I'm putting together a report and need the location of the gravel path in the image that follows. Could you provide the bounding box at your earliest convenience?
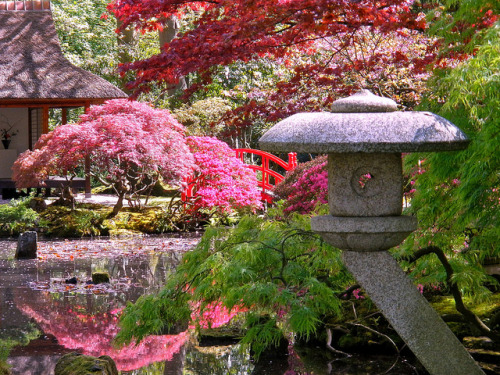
[0,193,121,206]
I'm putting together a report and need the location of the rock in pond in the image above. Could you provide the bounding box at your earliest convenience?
[92,272,110,284]
[15,231,37,259]
[54,352,118,375]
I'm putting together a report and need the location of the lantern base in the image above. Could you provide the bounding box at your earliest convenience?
[311,215,417,251]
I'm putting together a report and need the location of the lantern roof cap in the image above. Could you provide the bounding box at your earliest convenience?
[331,89,398,113]
[259,90,469,153]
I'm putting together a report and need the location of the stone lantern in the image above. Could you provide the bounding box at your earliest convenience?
[259,90,484,375]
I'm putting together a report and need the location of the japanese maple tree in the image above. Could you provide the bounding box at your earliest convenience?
[107,0,440,146]
[108,0,427,91]
[13,99,194,217]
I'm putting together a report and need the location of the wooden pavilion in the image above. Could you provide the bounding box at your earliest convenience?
[0,0,127,197]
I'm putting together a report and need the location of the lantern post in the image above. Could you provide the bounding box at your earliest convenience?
[259,90,484,375]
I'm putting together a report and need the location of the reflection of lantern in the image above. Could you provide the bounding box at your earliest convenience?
[260,90,484,375]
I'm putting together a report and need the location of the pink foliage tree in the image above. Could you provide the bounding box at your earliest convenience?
[185,136,262,215]
[13,99,194,217]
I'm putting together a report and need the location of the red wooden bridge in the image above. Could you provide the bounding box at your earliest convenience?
[182,149,297,205]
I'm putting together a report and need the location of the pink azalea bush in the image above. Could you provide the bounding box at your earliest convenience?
[185,136,262,214]
[13,99,194,217]
[273,155,328,215]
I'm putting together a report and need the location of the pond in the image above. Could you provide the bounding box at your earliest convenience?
[0,235,428,375]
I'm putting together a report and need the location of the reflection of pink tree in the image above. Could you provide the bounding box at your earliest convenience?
[15,296,187,372]
[191,300,245,329]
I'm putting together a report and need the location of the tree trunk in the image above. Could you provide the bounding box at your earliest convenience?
[159,16,187,95]
[108,193,124,219]
[116,19,135,93]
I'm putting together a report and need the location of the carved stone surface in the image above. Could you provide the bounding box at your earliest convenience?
[330,89,398,112]
[312,215,417,251]
[259,112,469,153]
[328,153,403,216]
[15,231,37,259]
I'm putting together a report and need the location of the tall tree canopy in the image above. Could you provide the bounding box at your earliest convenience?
[108,0,433,133]
[51,0,162,89]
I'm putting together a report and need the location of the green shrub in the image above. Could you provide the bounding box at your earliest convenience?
[273,155,328,214]
[116,205,357,357]
[0,197,45,236]
[173,97,232,137]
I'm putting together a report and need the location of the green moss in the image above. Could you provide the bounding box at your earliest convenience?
[107,228,144,237]
[111,208,161,233]
[1,196,201,237]
[0,361,11,375]
[431,293,500,318]
[430,293,500,339]
[40,205,109,237]
[36,202,183,237]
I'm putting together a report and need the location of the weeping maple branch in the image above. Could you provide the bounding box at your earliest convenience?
[406,245,500,342]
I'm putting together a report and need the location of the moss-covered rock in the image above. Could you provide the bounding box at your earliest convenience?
[92,272,110,284]
[110,208,162,234]
[28,197,47,212]
[54,352,118,375]
[0,361,11,375]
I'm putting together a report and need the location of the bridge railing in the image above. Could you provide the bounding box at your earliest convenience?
[182,149,297,206]
[234,149,297,204]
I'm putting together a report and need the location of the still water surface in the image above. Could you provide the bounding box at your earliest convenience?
[0,235,425,375]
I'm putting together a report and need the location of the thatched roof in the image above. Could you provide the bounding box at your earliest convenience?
[0,9,127,101]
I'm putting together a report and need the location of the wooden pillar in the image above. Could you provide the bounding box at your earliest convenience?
[42,106,49,134]
[61,108,68,125]
[85,156,91,198]
[84,102,91,198]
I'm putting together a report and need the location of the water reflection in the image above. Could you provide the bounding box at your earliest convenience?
[0,236,426,375]
[15,293,188,371]
[0,235,205,375]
